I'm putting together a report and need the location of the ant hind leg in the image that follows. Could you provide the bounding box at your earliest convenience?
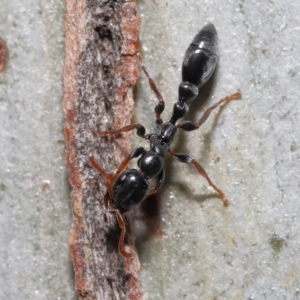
[137,53,165,121]
[177,92,241,131]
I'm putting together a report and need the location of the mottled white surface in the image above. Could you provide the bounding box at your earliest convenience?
[0,1,76,299]
[0,0,299,299]
[135,0,300,299]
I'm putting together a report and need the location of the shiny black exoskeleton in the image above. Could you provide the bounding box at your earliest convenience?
[89,24,241,257]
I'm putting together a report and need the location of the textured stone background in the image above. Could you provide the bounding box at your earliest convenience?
[136,1,300,299]
[0,0,299,299]
[0,1,76,299]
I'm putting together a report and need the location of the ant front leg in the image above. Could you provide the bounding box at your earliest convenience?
[89,154,114,199]
[115,210,131,258]
[149,169,165,195]
[95,123,146,139]
[177,92,241,131]
[137,53,165,122]
[111,147,147,181]
[168,149,229,206]
[89,147,146,199]
[89,148,146,258]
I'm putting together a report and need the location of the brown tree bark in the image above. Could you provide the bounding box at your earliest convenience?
[63,0,142,299]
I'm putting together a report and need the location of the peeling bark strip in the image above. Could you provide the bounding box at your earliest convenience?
[63,1,142,299]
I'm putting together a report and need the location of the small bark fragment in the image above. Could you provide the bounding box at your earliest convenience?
[0,38,7,72]
[63,0,142,299]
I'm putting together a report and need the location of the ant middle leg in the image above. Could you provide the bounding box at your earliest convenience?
[168,149,229,206]
[176,92,241,131]
[137,53,165,121]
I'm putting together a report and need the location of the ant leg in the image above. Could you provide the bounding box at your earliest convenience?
[177,92,241,131]
[168,149,229,206]
[89,153,143,257]
[95,123,146,139]
[89,147,146,192]
[111,147,147,181]
[137,53,165,122]
[115,210,131,258]
[103,193,110,208]
[149,169,165,195]
[89,154,114,199]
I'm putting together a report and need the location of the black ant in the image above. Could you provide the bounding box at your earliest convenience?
[89,23,241,258]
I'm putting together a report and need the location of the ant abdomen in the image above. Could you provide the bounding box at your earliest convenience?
[181,23,218,89]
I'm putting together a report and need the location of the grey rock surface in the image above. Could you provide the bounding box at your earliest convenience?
[0,0,299,299]
[0,1,76,299]
[135,0,300,299]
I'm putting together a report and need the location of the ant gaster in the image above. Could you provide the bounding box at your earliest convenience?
[89,23,241,257]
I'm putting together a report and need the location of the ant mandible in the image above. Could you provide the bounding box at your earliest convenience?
[89,23,241,258]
